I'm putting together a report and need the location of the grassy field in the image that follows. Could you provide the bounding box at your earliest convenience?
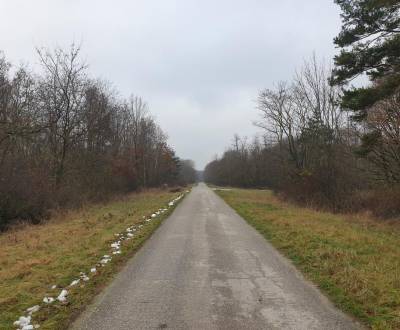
[0,189,184,330]
[215,188,400,330]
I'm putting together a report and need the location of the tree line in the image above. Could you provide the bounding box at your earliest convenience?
[205,0,400,218]
[0,45,196,230]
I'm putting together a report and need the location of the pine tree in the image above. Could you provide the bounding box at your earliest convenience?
[332,0,400,182]
[331,0,400,121]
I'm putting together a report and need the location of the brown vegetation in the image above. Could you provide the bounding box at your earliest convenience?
[204,56,400,218]
[216,188,400,329]
[0,45,196,230]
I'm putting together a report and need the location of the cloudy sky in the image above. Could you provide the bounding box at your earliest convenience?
[0,0,341,169]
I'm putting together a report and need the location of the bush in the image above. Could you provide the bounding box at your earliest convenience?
[350,187,400,219]
[0,168,52,230]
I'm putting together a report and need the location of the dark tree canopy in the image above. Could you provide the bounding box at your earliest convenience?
[331,0,400,120]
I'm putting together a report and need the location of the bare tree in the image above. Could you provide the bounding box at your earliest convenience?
[37,44,88,186]
[0,46,182,230]
[207,55,364,211]
[361,89,400,182]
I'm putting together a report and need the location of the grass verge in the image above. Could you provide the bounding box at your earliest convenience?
[0,189,186,330]
[214,188,400,330]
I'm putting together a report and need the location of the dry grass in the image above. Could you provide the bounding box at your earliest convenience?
[216,188,400,330]
[0,189,181,329]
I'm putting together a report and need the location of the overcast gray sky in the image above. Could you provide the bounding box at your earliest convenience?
[0,0,341,169]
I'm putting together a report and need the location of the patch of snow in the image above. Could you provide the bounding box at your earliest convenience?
[21,325,34,330]
[69,279,80,286]
[14,316,31,327]
[43,297,54,304]
[100,255,112,265]
[57,289,68,302]
[26,305,40,315]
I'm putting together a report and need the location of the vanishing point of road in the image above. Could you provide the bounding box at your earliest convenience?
[72,183,362,330]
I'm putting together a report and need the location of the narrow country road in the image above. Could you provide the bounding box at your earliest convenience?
[72,183,361,330]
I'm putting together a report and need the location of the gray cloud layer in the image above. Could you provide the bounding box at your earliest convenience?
[0,0,341,169]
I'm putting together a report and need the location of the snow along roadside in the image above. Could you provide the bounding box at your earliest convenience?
[12,191,190,330]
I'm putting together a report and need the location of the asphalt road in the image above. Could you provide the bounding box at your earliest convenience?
[71,183,362,330]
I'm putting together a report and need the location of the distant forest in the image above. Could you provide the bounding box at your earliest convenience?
[205,0,400,218]
[0,45,196,230]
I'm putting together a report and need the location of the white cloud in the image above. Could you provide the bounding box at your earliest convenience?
[0,0,341,168]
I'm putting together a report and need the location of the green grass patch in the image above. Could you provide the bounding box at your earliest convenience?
[215,188,400,330]
[0,189,184,329]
